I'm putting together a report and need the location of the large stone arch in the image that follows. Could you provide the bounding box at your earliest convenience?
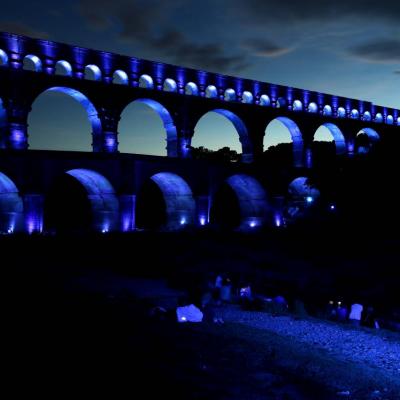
[359,128,380,142]
[315,123,346,155]
[355,127,380,154]
[264,117,304,167]
[211,174,269,230]
[136,172,196,230]
[285,176,321,222]
[29,86,102,151]
[0,172,24,233]
[193,109,253,163]
[44,169,119,233]
[288,177,320,200]
[119,98,178,157]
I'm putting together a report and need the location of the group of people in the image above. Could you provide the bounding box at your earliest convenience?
[173,272,394,332]
[325,300,380,328]
[199,273,289,322]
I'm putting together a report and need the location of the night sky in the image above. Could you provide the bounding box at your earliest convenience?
[1,0,399,155]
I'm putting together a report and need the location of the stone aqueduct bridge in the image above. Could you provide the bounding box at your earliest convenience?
[0,31,399,234]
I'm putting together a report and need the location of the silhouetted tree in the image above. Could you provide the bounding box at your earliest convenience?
[261,142,293,167]
[190,146,240,162]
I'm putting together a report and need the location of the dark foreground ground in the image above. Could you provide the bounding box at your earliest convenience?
[3,227,400,399]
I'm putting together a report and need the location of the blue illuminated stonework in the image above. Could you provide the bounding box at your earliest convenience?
[0,31,400,234]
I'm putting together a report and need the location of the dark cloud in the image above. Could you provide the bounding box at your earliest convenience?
[78,0,159,35]
[394,70,400,74]
[150,30,249,72]
[241,38,293,57]
[78,0,251,72]
[0,21,49,39]
[235,0,400,25]
[349,39,400,63]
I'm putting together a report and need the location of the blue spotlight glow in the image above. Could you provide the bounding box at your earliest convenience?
[306,196,313,204]
[330,204,335,211]
[180,218,186,225]
[200,216,206,226]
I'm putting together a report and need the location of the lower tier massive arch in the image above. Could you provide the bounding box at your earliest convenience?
[44,169,119,233]
[0,171,24,233]
[355,128,380,154]
[211,174,269,230]
[136,172,196,230]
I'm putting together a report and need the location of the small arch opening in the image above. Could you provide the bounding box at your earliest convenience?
[55,60,73,77]
[224,88,236,102]
[23,54,42,72]
[163,78,177,92]
[259,94,271,106]
[242,91,253,104]
[276,97,286,108]
[112,70,129,85]
[308,102,318,113]
[185,82,198,96]
[323,105,332,116]
[374,113,383,123]
[293,100,303,111]
[139,74,154,89]
[363,111,372,121]
[205,85,218,98]
[84,64,102,81]
[0,49,9,66]
[350,109,359,119]
[337,107,346,118]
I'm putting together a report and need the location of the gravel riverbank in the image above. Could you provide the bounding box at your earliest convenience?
[219,305,400,398]
[220,305,400,375]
